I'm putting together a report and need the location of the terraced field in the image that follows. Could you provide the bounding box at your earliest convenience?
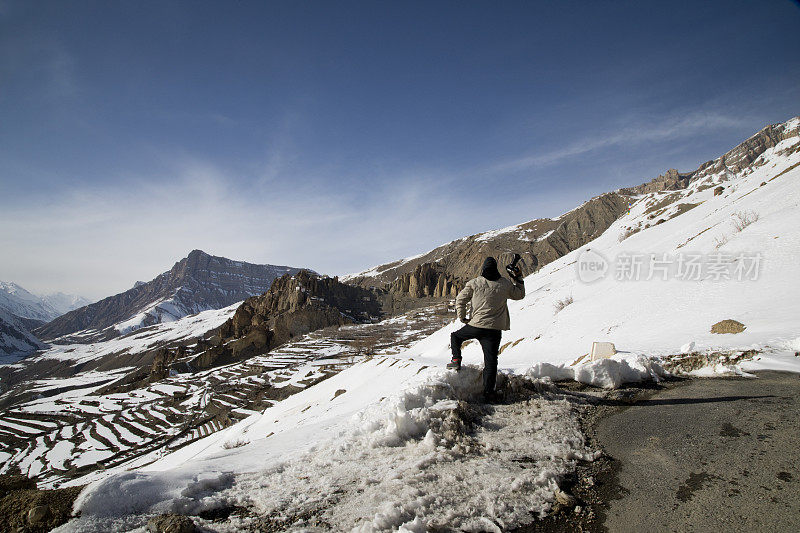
[0,304,452,488]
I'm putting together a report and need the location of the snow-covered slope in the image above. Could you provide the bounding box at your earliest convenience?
[399,118,800,379]
[39,292,93,317]
[55,117,800,532]
[342,117,800,308]
[59,358,598,532]
[0,308,46,362]
[21,303,241,368]
[0,281,60,322]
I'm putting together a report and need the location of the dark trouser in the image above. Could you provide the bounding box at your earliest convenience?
[451,325,502,395]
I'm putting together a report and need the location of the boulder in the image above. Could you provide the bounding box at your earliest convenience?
[146,513,197,533]
[232,308,252,336]
[231,327,271,358]
[27,504,50,525]
[635,168,692,194]
[590,342,617,361]
[711,319,746,334]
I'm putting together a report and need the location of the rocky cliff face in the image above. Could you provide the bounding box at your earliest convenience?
[0,309,46,360]
[386,263,462,298]
[345,192,629,299]
[192,271,382,368]
[35,250,308,343]
[626,168,692,195]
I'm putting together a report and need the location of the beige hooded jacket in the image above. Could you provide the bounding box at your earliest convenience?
[455,276,525,330]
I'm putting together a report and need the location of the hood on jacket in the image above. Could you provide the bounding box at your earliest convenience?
[480,256,501,281]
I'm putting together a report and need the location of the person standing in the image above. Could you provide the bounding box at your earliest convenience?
[449,256,525,402]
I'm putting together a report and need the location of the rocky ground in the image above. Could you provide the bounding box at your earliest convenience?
[0,473,82,533]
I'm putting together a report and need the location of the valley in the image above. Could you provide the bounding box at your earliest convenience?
[0,304,451,489]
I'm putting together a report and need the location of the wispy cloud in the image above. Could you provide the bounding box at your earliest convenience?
[492,110,752,173]
[0,155,558,299]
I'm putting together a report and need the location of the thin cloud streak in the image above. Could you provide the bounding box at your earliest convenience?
[492,111,753,173]
[0,107,780,301]
[0,156,561,300]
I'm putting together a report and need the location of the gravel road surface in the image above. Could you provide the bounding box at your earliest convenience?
[597,371,800,532]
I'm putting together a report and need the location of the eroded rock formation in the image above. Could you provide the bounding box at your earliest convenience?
[193,271,383,368]
[346,192,628,300]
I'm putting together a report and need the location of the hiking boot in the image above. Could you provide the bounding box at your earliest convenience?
[446,357,461,370]
[482,391,503,404]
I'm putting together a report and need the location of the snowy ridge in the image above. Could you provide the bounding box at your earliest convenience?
[0,281,88,323]
[341,248,439,282]
[41,292,93,316]
[0,281,58,322]
[398,119,800,380]
[24,303,241,367]
[342,116,800,284]
[113,293,198,335]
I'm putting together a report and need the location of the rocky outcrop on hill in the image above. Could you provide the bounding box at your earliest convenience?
[716,120,799,173]
[622,117,800,196]
[192,271,382,368]
[35,250,308,343]
[626,168,692,195]
[346,192,628,298]
[386,263,462,298]
[376,263,464,314]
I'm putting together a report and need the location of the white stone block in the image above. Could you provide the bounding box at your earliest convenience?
[590,342,616,361]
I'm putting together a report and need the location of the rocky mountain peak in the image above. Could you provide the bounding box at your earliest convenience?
[181,249,215,271]
[34,252,310,343]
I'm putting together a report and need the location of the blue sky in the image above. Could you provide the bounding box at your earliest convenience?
[1,0,798,299]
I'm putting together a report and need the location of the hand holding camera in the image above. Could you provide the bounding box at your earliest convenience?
[506,253,524,283]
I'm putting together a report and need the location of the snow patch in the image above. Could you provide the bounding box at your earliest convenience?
[62,363,595,532]
[526,355,668,389]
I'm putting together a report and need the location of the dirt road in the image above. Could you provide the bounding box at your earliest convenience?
[596,371,800,532]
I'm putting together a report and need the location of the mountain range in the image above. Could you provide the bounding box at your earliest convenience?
[1,115,799,522]
[33,250,309,343]
[0,281,90,323]
[3,117,797,360]
[0,282,91,359]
